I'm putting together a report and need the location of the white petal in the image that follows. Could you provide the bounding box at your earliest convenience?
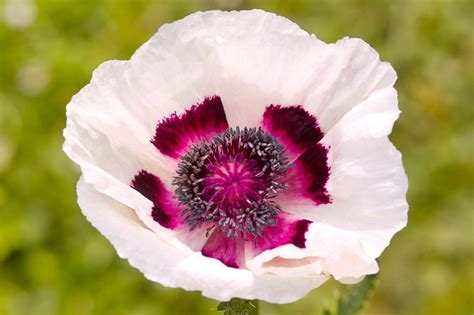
[129,9,321,127]
[307,223,379,282]
[247,223,377,282]
[66,60,178,172]
[77,178,329,303]
[63,119,182,245]
[247,242,325,277]
[280,88,407,280]
[303,38,397,132]
[210,32,327,127]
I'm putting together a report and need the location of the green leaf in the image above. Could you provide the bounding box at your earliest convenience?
[337,274,378,315]
[217,302,229,311]
[216,298,259,315]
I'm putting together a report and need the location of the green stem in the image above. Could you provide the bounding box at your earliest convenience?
[337,274,378,315]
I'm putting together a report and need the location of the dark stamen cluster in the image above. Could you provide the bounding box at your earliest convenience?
[172,127,291,240]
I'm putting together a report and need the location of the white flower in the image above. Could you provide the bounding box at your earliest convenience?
[63,9,408,304]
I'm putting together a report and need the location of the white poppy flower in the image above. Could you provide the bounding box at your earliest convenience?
[63,9,408,304]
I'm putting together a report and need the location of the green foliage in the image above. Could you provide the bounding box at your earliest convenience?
[323,275,378,315]
[0,0,472,315]
[337,275,378,315]
[217,298,258,315]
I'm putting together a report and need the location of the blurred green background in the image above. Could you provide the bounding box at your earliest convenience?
[0,0,472,314]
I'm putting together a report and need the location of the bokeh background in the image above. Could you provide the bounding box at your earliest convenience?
[0,0,472,314]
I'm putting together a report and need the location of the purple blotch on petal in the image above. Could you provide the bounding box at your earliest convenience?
[291,219,312,248]
[254,215,313,255]
[151,96,229,159]
[262,105,324,159]
[281,143,331,205]
[297,144,331,204]
[131,170,182,229]
[201,230,243,268]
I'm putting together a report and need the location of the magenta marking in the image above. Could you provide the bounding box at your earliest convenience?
[151,96,229,159]
[131,170,182,229]
[262,105,324,159]
[201,230,242,268]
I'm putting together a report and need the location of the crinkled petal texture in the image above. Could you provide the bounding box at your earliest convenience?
[64,9,408,303]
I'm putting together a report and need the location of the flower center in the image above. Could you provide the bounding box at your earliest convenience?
[173,127,290,239]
